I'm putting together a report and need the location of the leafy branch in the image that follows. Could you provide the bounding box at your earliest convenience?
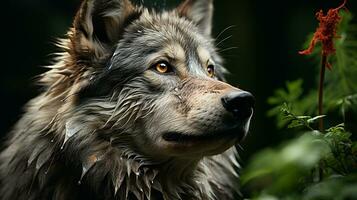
[243,2,357,199]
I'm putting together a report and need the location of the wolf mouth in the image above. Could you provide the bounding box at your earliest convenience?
[162,129,246,143]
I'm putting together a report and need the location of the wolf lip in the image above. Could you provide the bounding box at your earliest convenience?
[162,129,245,143]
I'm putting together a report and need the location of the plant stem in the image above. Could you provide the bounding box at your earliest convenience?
[318,54,327,132]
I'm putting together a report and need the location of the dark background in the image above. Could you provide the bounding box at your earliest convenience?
[0,0,356,162]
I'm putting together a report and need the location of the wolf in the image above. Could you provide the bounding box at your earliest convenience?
[0,0,254,199]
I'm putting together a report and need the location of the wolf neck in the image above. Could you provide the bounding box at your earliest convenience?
[89,146,240,200]
[86,149,216,200]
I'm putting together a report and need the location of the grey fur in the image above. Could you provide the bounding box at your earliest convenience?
[0,0,251,199]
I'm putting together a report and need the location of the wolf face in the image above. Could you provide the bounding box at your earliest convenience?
[69,0,254,158]
[0,0,254,199]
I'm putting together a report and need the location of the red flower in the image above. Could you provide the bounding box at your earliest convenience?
[299,0,346,69]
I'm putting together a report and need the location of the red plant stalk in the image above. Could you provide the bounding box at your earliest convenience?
[299,0,347,132]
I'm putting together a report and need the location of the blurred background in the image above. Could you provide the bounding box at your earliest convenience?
[0,0,356,185]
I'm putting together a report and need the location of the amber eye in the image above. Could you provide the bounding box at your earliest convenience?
[154,62,171,74]
[207,65,215,77]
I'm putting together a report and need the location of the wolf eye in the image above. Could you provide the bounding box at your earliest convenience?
[153,62,172,74]
[207,65,215,78]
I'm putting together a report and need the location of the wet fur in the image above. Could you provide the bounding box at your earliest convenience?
[0,0,243,199]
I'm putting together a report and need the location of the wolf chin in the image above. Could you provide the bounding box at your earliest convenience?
[0,0,254,199]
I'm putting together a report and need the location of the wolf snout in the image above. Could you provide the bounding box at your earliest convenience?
[221,91,255,120]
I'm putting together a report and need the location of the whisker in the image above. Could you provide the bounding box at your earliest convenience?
[218,47,239,53]
[216,35,233,47]
[215,25,236,41]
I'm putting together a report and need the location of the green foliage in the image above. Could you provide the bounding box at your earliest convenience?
[279,103,324,130]
[250,174,357,200]
[243,114,357,199]
[268,12,357,118]
[267,80,307,128]
[242,133,329,195]
[324,124,357,175]
[302,175,357,200]
[243,11,357,200]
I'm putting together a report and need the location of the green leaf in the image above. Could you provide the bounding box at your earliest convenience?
[242,133,330,196]
[302,175,357,200]
[306,115,326,124]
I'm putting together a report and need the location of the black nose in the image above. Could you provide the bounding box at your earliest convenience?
[221,91,255,119]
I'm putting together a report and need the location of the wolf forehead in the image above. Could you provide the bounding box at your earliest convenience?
[107,11,222,74]
[70,0,223,82]
[75,0,224,99]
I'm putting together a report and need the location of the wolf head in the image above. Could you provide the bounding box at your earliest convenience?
[44,0,254,161]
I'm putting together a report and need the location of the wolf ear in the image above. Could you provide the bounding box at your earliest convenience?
[73,0,138,58]
[177,0,214,36]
